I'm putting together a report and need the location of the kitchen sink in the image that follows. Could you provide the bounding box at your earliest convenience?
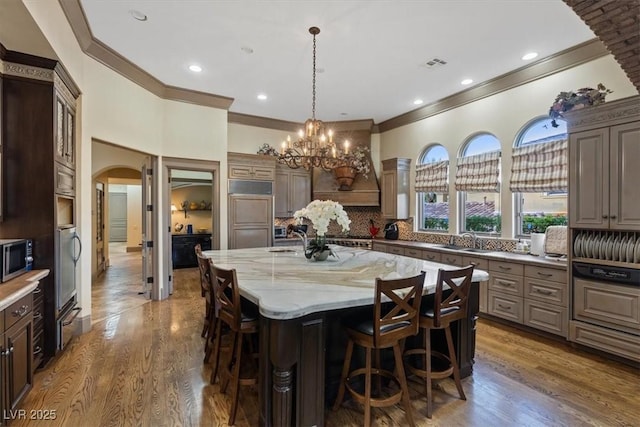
[461,248,493,253]
[436,244,465,250]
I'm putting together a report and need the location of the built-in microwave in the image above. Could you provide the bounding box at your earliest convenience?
[0,239,33,283]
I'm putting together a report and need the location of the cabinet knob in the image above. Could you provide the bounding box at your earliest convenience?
[12,305,29,318]
[610,215,617,219]
[602,215,608,219]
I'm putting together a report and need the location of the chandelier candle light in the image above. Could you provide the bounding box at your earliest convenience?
[277,27,370,183]
[294,200,351,261]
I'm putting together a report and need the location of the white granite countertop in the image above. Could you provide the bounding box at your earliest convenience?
[375,240,568,269]
[0,269,50,311]
[202,246,488,320]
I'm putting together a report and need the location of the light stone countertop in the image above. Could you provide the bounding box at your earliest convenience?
[375,240,568,269]
[202,246,488,320]
[0,269,50,312]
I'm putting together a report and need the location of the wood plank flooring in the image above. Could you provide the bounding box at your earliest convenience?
[14,249,640,426]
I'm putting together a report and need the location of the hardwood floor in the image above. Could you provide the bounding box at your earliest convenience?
[15,250,640,426]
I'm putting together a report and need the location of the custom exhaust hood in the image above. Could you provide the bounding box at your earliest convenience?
[312,166,380,207]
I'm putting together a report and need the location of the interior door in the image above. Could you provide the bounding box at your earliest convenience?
[108,192,127,242]
[141,158,154,299]
[96,182,106,275]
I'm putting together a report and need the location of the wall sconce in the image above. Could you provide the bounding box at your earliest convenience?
[171,204,178,213]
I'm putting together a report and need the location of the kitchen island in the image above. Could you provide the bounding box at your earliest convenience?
[203,245,489,427]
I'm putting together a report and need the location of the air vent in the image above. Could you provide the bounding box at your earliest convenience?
[424,58,447,68]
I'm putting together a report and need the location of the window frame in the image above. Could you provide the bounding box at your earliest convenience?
[512,116,568,238]
[457,132,502,235]
[417,143,450,233]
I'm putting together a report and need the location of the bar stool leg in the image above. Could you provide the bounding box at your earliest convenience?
[392,342,415,427]
[228,331,244,426]
[445,326,466,400]
[364,347,372,427]
[332,340,354,411]
[210,319,223,384]
[425,328,433,419]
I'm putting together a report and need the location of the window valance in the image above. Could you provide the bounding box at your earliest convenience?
[510,139,567,192]
[455,151,500,192]
[415,160,449,193]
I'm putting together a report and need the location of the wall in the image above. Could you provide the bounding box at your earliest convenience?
[379,55,638,238]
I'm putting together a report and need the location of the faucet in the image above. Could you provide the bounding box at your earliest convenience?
[461,232,477,249]
[292,230,307,252]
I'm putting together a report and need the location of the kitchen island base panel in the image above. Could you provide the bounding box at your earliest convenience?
[258,284,478,427]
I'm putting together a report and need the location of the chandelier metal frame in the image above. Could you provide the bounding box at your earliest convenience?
[278,27,344,172]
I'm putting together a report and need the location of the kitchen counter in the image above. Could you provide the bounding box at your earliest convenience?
[0,269,50,311]
[374,239,567,269]
[202,246,487,426]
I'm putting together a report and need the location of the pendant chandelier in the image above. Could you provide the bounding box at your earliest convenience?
[278,27,348,172]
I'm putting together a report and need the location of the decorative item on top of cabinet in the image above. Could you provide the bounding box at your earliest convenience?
[275,164,311,217]
[228,152,276,181]
[381,158,411,220]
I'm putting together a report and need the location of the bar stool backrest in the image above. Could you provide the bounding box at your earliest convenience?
[433,265,475,327]
[210,263,242,332]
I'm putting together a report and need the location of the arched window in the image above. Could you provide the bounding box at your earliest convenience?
[512,117,568,236]
[456,133,501,234]
[416,144,449,231]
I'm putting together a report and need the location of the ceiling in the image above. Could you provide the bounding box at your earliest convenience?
[75,0,597,125]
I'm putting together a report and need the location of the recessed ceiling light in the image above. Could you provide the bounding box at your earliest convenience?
[413,99,424,105]
[461,78,473,85]
[522,52,538,61]
[257,94,268,100]
[188,64,202,73]
[241,46,254,54]
[129,9,147,21]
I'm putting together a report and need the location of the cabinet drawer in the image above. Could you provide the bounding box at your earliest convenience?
[252,167,276,180]
[229,164,254,179]
[525,278,567,306]
[524,265,566,283]
[488,291,523,323]
[229,164,275,180]
[387,246,405,256]
[574,278,640,333]
[442,253,463,267]
[489,273,523,296]
[524,300,567,337]
[5,293,33,331]
[570,320,640,362]
[462,255,488,271]
[372,242,388,253]
[405,248,422,259]
[489,260,524,276]
[422,250,441,263]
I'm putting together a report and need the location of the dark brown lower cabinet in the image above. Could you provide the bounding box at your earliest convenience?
[1,294,34,425]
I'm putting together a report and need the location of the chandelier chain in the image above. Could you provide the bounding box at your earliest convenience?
[312,30,317,121]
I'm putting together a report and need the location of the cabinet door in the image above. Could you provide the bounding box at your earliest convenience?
[274,170,290,217]
[569,128,608,228]
[55,95,66,163]
[65,106,75,167]
[381,170,397,219]
[609,122,640,230]
[228,195,273,249]
[5,316,33,411]
[290,171,311,214]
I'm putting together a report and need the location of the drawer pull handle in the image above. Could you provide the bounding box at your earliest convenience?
[536,272,553,277]
[536,289,553,295]
[426,255,436,260]
[34,312,43,321]
[12,305,29,318]
[33,288,42,294]
[33,346,42,356]
[498,266,512,271]
[497,280,513,287]
[498,304,511,309]
[610,215,617,219]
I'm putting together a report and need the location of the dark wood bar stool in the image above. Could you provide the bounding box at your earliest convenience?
[209,262,259,426]
[404,265,474,418]
[333,272,425,427]
[195,244,213,340]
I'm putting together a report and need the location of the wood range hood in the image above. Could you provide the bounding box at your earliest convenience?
[311,122,381,206]
[312,167,380,207]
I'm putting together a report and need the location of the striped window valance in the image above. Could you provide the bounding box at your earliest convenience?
[415,160,449,193]
[455,151,501,192]
[510,139,567,192]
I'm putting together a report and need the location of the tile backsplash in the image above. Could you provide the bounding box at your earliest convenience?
[276,208,519,252]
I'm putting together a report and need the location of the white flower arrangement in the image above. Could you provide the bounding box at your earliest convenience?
[294,199,351,237]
